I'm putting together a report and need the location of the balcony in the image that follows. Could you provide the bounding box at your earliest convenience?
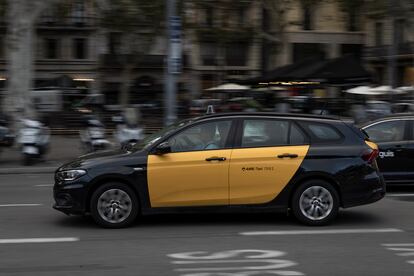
[364,42,414,58]
[99,54,189,70]
[37,16,97,30]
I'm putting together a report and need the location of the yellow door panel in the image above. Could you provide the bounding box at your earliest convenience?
[147,150,232,207]
[229,145,309,205]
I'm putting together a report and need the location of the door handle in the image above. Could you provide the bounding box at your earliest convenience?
[205,156,227,162]
[277,153,298,159]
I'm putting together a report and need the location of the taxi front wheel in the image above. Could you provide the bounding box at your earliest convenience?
[291,180,339,226]
[90,182,139,228]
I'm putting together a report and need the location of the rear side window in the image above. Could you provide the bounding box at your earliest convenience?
[241,119,308,148]
[301,122,343,143]
[242,120,289,147]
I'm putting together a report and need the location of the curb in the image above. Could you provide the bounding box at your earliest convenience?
[0,166,57,175]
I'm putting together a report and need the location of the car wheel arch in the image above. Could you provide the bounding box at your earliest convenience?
[85,176,141,212]
[288,173,343,209]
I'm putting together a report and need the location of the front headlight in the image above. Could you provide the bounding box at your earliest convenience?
[56,169,87,182]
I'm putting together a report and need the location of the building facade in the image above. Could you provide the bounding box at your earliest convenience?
[364,0,414,87]
[0,0,394,107]
[0,0,99,95]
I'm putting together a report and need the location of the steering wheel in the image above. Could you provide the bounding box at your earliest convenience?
[182,135,197,148]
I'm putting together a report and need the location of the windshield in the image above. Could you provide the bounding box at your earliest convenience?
[132,119,194,151]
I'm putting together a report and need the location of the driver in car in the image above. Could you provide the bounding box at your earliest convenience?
[195,123,219,150]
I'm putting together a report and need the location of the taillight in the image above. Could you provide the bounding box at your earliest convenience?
[362,148,379,163]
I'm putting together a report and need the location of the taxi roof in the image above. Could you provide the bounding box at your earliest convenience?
[195,112,341,122]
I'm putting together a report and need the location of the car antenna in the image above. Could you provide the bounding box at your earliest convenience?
[206,105,215,114]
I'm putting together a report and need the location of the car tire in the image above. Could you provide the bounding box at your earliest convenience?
[90,182,139,228]
[291,180,339,226]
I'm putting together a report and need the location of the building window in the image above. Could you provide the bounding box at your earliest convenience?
[225,42,248,66]
[395,19,405,45]
[347,11,358,31]
[302,4,313,30]
[73,38,87,59]
[0,36,3,59]
[108,32,121,55]
[341,44,362,59]
[44,38,59,59]
[375,22,383,46]
[238,7,245,27]
[71,0,86,25]
[200,42,218,66]
[204,8,213,27]
[292,43,325,63]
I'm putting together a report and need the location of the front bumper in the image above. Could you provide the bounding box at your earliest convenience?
[53,177,90,215]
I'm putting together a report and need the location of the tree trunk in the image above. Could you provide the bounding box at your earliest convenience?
[3,0,54,130]
[119,62,133,107]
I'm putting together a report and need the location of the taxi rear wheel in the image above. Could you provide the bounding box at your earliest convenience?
[90,183,139,228]
[291,180,339,226]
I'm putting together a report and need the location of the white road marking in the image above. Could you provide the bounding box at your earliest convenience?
[0,204,42,207]
[383,243,414,265]
[173,260,300,272]
[34,184,53,187]
[388,248,414,252]
[240,228,403,236]
[383,243,414,247]
[169,249,305,275]
[0,237,79,244]
[386,193,414,197]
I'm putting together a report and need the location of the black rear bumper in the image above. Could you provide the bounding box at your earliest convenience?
[341,172,386,208]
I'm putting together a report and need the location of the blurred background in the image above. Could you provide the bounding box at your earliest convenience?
[0,0,414,165]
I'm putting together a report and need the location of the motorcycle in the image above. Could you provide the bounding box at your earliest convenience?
[17,119,50,165]
[0,118,15,154]
[80,116,111,153]
[113,115,144,149]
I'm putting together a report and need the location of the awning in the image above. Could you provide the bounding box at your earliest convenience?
[206,83,250,91]
[241,55,372,87]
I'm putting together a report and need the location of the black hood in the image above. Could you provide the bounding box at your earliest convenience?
[57,149,145,171]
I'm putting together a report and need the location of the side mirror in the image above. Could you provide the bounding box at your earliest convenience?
[153,141,171,155]
[122,141,136,152]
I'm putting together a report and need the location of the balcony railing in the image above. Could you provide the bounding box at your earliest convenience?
[364,42,414,58]
[37,16,97,28]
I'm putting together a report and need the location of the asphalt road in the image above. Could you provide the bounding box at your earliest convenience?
[0,173,413,276]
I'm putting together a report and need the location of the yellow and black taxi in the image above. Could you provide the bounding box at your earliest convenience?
[361,113,414,186]
[54,113,385,228]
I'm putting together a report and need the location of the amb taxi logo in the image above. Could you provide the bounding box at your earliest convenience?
[242,167,274,172]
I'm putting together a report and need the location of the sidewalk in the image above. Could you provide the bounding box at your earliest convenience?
[0,136,85,174]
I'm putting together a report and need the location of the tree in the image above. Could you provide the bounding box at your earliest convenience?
[190,0,256,83]
[1,0,163,127]
[2,0,62,128]
[99,0,165,106]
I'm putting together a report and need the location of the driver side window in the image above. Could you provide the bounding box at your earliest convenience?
[168,120,232,153]
[365,120,406,143]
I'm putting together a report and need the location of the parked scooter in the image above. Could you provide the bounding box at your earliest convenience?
[79,115,111,153]
[0,118,15,154]
[113,115,144,149]
[17,119,50,165]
